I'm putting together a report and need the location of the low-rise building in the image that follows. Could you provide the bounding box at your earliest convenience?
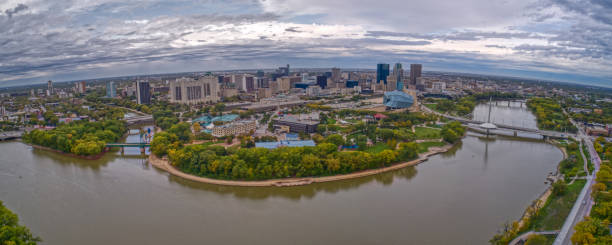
[212,120,256,137]
[272,116,319,133]
[255,140,316,149]
[587,126,609,136]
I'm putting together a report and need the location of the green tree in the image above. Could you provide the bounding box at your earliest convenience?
[525,234,547,245]
[571,217,610,245]
[398,142,418,161]
[552,179,568,196]
[167,122,193,143]
[0,201,41,245]
[325,134,345,147]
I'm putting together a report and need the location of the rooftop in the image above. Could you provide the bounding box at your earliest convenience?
[193,114,239,124]
[255,140,316,149]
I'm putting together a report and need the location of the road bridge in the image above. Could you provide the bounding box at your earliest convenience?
[0,131,22,141]
[125,115,153,125]
[105,142,150,154]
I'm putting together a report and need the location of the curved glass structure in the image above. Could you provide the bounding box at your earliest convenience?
[383,90,414,109]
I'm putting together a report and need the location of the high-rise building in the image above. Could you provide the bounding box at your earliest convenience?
[410,64,422,85]
[106,81,116,98]
[277,64,290,77]
[169,77,220,105]
[393,63,404,90]
[136,80,151,105]
[256,70,265,78]
[276,76,301,92]
[316,75,327,89]
[245,76,255,92]
[256,77,269,88]
[47,80,53,95]
[331,67,341,86]
[74,81,86,94]
[376,64,390,84]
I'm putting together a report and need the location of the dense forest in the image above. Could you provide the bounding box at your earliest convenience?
[527,97,577,133]
[168,140,419,180]
[22,120,126,156]
[154,118,463,181]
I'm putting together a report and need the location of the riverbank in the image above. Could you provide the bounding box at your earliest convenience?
[517,141,567,229]
[27,142,108,160]
[149,143,456,187]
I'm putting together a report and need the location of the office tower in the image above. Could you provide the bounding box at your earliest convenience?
[393,63,404,90]
[377,64,390,84]
[136,80,151,105]
[256,77,269,88]
[106,81,116,98]
[316,75,327,89]
[47,80,53,95]
[277,64,290,77]
[331,67,341,84]
[169,76,220,105]
[74,81,86,94]
[410,64,422,85]
[256,70,265,78]
[245,76,255,92]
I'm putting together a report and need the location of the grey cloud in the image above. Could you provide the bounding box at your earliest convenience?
[0,0,611,87]
[284,27,301,32]
[366,30,545,41]
[485,44,507,48]
[4,4,28,18]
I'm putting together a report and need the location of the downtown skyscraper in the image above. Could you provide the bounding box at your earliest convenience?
[377,63,390,85]
[410,64,422,85]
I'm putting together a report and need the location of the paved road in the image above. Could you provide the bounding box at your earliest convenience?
[553,118,602,245]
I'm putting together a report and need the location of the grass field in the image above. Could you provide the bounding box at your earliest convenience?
[417,141,446,153]
[529,179,587,231]
[414,126,441,140]
[365,143,391,154]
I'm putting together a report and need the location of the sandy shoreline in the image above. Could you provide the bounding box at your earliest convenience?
[148,144,455,187]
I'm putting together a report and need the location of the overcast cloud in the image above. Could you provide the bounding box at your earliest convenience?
[0,0,611,87]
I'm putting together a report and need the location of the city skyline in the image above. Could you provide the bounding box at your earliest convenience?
[1,0,611,88]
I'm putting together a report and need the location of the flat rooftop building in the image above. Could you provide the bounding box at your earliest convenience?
[170,76,220,105]
[273,116,319,133]
[255,140,316,149]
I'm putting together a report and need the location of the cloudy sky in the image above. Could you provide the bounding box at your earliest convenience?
[0,0,611,87]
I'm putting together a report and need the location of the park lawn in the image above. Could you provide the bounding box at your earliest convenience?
[418,141,446,153]
[365,143,391,154]
[424,103,439,112]
[414,126,441,140]
[529,179,586,231]
[200,141,216,146]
